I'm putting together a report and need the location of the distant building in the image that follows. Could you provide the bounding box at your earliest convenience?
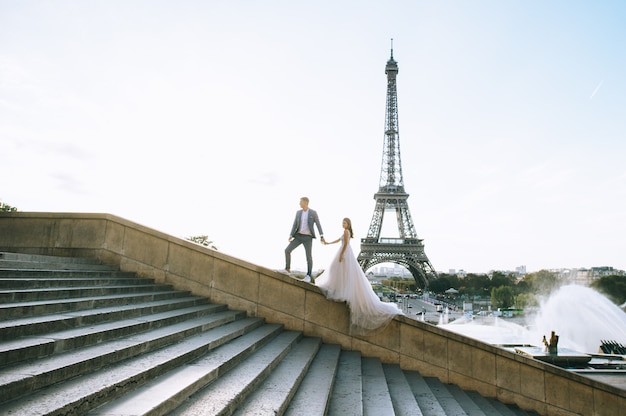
[374,264,413,278]
[435,265,623,282]
[552,267,625,286]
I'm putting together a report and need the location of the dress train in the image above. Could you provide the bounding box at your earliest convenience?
[316,239,402,335]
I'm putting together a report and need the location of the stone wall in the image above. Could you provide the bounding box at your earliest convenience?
[2,212,624,416]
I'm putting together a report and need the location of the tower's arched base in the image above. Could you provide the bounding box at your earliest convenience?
[358,238,438,289]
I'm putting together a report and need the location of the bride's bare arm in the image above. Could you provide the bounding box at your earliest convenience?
[338,229,349,261]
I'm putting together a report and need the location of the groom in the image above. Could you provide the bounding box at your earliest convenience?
[284,196,325,283]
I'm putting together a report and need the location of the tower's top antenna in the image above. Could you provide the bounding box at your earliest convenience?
[386,38,398,76]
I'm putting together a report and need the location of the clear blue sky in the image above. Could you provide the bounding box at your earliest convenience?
[2,1,625,274]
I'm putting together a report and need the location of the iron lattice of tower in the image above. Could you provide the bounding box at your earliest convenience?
[357,44,438,289]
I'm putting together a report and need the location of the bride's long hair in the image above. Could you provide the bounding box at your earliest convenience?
[343,217,354,238]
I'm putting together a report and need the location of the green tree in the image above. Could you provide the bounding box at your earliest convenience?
[464,274,491,297]
[491,286,515,309]
[519,270,561,295]
[434,273,460,292]
[0,201,18,212]
[186,235,218,250]
[515,278,531,294]
[429,275,453,294]
[590,275,626,305]
[491,271,516,288]
[515,292,538,309]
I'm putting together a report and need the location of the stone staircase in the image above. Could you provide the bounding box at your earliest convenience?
[0,252,540,416]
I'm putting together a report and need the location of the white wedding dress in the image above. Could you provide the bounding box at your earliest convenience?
[316,236,403,335]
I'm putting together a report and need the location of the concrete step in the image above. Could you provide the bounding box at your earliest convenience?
[0,302,230,367]
[465,390,503,416]
[0,295,209,339]
[0,259,119,271]
[0,251,105,265]
[0,275,150,289]
[0,252,541,416]
[0,269,138,279]
[232,336,321,416]
[88,323,285,415]
[405,371,448,416]
[446,384,490,416]
[0,311,263,406]
[382,364,423,415]
[0,317,269,414]
[457,386,540,416]
[362,356,395,416]
[0,289,194,319]
[169,330,303,416]
[0,283,176,303]
[425,376,474,415]
[284,343,342,416]
[328,350,363,416]
[0,251,118,271]
[483,396,537,416]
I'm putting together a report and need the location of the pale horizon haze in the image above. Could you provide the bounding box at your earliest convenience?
[2,1,625,275]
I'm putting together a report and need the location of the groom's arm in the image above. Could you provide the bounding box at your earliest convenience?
[313,211,324,241]
[289,211,300,238]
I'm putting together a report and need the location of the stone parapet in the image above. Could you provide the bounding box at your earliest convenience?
[1,211,624,416]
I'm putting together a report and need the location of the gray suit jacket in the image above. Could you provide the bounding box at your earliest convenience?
[290,209,324,239]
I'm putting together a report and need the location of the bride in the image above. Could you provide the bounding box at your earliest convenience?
[315,217,403,335]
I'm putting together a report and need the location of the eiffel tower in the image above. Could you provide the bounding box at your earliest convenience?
[357,43,438,289]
